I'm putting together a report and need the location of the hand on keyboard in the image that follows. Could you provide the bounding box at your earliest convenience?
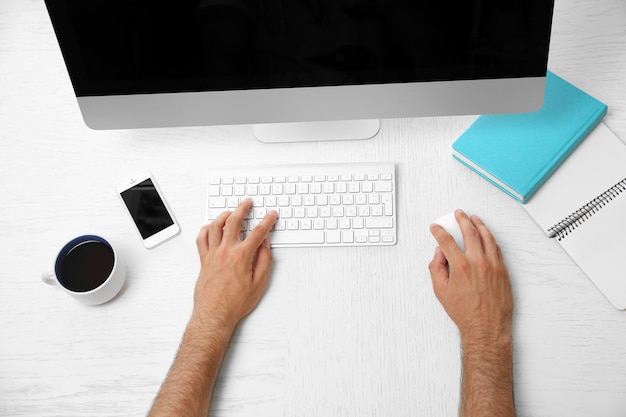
[207,162,397,248]
[195,199,278,327]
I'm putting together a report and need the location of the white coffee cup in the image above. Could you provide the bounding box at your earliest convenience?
[41,235,126,305]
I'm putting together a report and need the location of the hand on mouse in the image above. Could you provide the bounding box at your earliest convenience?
[429,209,515,417]
[428,209,513,341]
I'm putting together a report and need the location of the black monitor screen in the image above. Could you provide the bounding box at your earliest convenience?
[45,0,553,97]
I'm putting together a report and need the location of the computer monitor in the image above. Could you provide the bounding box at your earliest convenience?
[44,0,554,142]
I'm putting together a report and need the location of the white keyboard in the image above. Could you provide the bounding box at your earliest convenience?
[206,162,397,247]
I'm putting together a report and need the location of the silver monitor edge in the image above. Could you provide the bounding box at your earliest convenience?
[77,76,546,130]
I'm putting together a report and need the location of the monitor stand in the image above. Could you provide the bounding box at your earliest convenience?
[253,119,380,143]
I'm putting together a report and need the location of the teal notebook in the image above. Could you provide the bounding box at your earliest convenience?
[452,72,607,203]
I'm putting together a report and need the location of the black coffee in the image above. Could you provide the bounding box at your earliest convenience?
[59,240,115,292]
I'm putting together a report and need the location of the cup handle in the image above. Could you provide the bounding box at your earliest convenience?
[41,271,58,286]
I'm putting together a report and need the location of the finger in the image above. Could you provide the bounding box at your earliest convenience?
[430,223,463,262]
[470,215,500,260]
[244,210,278,252]
[455,209,482,253]
[223,199,253,241]
[252,239,273,287]
[428,246,449,298]
[208,211,231,248]
[196,225,210,257]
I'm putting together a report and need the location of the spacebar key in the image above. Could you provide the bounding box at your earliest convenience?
[269,231,325,245]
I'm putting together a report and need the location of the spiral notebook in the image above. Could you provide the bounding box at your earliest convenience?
[522,123,626,309]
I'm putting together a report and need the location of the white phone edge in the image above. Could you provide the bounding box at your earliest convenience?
[115,171,181,249]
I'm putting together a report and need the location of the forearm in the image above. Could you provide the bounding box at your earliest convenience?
[459,333,515,417]
[148,316,235,417]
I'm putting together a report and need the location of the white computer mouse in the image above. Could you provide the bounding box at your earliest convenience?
[432,212,465,251]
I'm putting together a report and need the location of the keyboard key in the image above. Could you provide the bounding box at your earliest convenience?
[374,181,393,192]
[272,184,284,194]
[266,196,277,207]
[326,230,341,243]
[246,185,258,195]
[365,218,393,229]
[294,207,306,218]
[280,207,293,218]
[310,183,322,194]
[275,219,287,231]
[234,185,246,196]
[221,185,233,196]
[209,197,226,208]
[382,194,393,216]
[227,197,239,208]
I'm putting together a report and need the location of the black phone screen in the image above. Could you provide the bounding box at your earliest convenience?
[120,179,174,239]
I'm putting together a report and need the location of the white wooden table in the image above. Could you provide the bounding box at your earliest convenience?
[1,0,626,416]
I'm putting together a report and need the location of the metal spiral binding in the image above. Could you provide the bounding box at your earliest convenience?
[548,177,626,240]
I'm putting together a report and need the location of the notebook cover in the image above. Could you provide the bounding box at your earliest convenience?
[452,71,608,203]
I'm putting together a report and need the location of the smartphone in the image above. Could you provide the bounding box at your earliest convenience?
[116,172,180,249]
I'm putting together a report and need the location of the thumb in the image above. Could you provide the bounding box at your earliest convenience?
[252,239,273,288]
[428,246,449,298]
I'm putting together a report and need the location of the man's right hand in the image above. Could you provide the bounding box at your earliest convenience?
[428,209,513,342]
[429,209,516,417]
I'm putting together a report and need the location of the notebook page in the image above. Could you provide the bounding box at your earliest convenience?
[560,192,626,309]
[523,123,626,309]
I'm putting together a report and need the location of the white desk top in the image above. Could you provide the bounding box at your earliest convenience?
[1,0,626,416]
